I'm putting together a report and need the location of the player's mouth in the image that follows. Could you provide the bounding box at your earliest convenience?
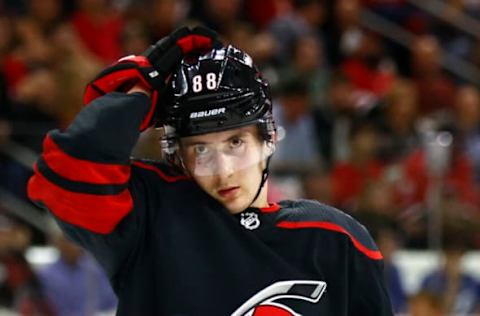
[218,186,240,199]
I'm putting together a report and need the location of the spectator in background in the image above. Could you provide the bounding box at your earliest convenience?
[0,14,34,197]
[14,0,64,68]
[1,20,100,199]
[356,179,398,218]
[271,77,324,173]
[436,185,480,242]
[454,85,480,184]
[278,33,330,106]
[0,213,53,315]
[377,78,420,163]
[145,0,188,41]
[359,0,423,75]
[400,123,479,210]
[324,0,363,66]
[189,0,244,37]
[301,169,332,205]
[354,165,420,241]
[70,0,124,63]
[0,14,28,96]
[419,227,480,315]
[329,121,384,211]
[244,0,289,30]
[223,21,276,70]
[47,23,101,125]
[314,72,359,165]
[188,0,277,70]
[408,290,444,316]
[340,30,396,105]
[411,35,456,117]
[10,68,61,152]
[121,19,151,56]
[39,231,117,316]
[11,22,100,142]
[267,0,325,67]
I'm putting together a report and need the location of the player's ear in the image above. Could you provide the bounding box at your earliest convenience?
[271,130,278,145]
[264,139,276,157]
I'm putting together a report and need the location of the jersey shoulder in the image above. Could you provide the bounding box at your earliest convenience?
[276,199,382,260]
[277,199,357,224]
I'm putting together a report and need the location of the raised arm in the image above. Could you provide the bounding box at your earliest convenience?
[27,27,218,275]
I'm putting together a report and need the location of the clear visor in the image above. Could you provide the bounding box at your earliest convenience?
[179,129,274,177]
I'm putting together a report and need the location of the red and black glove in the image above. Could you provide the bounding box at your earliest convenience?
[83,26,220,131]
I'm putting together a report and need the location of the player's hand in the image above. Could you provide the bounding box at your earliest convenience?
[83,26,220,131]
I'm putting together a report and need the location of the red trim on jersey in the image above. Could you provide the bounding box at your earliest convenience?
[139,90,157,131]
[277,221,383,260]
[131,161,190,182]
[42,135,130,184]
[260,203,280,213]
[27,169,132,234]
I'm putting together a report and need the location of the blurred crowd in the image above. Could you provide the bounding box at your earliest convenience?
[0,0,480,315]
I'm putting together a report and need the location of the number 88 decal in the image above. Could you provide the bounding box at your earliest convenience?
[192,73,217,93]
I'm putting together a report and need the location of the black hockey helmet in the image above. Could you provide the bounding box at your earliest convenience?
[159,45,275,155]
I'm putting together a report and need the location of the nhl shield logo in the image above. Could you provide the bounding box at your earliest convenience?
[240,212,260,230]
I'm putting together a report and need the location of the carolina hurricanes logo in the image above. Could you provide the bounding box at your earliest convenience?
[231,280,327,316]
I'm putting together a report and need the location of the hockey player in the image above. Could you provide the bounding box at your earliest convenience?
[27,26,393,315]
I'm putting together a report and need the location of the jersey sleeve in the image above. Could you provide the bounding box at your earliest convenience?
[348,237,393,315]
[328,205,393,315]
[27,92,152,277]
[327,203,393,315]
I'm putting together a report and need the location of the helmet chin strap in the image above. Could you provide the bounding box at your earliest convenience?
[247,155,272,210]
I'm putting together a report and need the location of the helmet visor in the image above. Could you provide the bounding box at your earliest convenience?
[179,126,274,177]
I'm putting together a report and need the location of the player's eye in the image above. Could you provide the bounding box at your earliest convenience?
[194,144,209,155]
[229,137,244,149]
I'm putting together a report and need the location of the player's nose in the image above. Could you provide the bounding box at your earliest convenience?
[213,151,235,177]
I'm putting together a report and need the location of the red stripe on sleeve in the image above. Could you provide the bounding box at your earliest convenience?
[43,135,130,184]
[139,90,157,131]
[27,170,133,234]
[277,221,383,260]
[131,161,190,182]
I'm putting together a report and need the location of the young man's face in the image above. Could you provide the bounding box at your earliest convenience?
[179,125,271,214]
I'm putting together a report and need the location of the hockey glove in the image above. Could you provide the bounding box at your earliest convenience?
[83,26,220,131]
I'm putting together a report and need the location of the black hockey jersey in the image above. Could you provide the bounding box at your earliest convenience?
[28,93,393,315]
